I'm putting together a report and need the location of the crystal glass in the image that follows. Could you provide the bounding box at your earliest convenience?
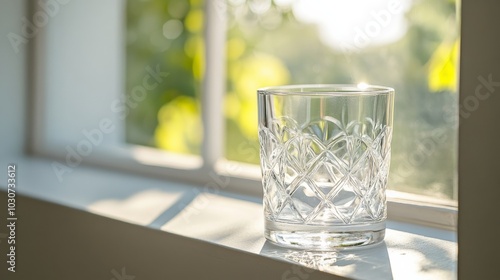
[258,84,394,249]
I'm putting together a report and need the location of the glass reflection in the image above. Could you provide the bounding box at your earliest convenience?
[260,241,392,278]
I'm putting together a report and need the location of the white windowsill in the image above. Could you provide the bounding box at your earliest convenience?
[0,155,457,280]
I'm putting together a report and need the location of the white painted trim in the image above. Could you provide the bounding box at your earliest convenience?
[201,0,227,168]
[29,0,47,155]
[387,197,457,231]
[35,142,459,230]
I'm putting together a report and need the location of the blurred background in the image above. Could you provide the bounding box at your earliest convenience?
[125,0,459,200]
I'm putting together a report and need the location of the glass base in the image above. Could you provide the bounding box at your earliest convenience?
[265,220,385,250]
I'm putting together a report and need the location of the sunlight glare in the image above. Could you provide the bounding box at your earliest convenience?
[292,0,412,51]
[357,82,369,90]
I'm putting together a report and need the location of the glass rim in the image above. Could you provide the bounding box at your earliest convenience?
[257,84,394,96]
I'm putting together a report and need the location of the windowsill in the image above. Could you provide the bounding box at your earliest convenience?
[0,155,457,279]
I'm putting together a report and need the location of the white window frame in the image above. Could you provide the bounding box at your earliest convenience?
[28,0,457,231]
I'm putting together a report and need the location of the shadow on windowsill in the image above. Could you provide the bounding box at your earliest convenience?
[259,241,393,279]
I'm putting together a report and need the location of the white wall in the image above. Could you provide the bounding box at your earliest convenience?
[0,0,26,157]
[41,0,124,147]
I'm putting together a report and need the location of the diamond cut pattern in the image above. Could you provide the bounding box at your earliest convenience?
[260,117,391,225]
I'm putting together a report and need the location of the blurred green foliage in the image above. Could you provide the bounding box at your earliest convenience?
[126,0,459,199]
[126,0,204,154]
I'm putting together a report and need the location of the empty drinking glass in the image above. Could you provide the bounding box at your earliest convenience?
[258,84,394,249]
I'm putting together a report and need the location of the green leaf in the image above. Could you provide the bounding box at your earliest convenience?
[428,40,459,93]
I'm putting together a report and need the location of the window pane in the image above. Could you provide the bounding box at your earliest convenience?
[126,0,204,155]
[225,0,459,200]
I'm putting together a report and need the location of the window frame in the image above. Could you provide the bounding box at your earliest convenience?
[28,0,457,231]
